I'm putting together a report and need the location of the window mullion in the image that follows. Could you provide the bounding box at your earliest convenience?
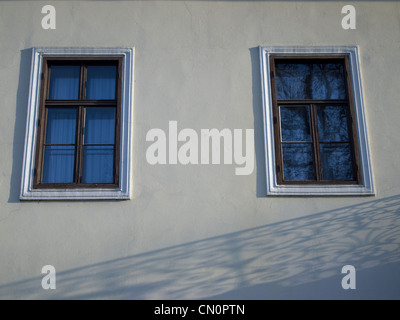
[74,64,87,184]
[80,64,87,100]
[74,106,85,184]
[310,104,322,181]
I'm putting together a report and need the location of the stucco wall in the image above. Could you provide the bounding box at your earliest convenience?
[0,0,399,299]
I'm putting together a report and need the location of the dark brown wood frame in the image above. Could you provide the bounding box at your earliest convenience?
[33,57,123,189]
[269,55,362,185]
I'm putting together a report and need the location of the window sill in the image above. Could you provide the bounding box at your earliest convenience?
[20,187,130,200]
[267,183,375,196]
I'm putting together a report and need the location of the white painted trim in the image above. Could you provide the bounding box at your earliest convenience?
[259,46,374,196]
[20,47,135,200]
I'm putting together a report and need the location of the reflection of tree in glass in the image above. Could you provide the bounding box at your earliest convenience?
[280,106,311,142]
[275,62,346,100]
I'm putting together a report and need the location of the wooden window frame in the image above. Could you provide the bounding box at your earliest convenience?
[259,46,374,196]
[269,55,362,185]
[33,57,123,189]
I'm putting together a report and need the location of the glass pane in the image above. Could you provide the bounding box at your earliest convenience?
[48,65,80,100]
[317,106,350,142]
[282,144,315,180]
[275,62,346,100]
[320,143,354,180]
[82,146,114,183]
[280,106,312,142]
[86,65,117,100]
[46,108,77,144]
[43,146,75,183]
[84,108,116,144]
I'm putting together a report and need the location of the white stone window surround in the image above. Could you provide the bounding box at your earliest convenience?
[20,47,135,200]
[259,46,374,196]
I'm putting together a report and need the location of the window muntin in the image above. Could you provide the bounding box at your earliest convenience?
[270,56,361,185]
[33,58,121,188]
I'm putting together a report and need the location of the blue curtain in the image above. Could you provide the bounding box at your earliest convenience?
[82,108,116,183]
[86,66,117,100]
[43,108,77,183]
[48,66,80,100]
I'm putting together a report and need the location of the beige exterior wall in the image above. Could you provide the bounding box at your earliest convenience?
[0,0,399,299]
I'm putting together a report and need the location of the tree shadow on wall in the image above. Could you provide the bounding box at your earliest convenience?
[1,195,400,299]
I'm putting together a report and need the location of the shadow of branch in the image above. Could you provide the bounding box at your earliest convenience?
[1,195,400,299]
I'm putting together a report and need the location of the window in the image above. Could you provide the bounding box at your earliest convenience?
[260,46,374,196]
[20,48,134,200]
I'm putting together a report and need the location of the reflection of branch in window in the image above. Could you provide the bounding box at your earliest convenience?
[305,64,313,99]
[277,62,347,100]
[322,64,332,99]
[276,64,290,99]
[277,64,304,99]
